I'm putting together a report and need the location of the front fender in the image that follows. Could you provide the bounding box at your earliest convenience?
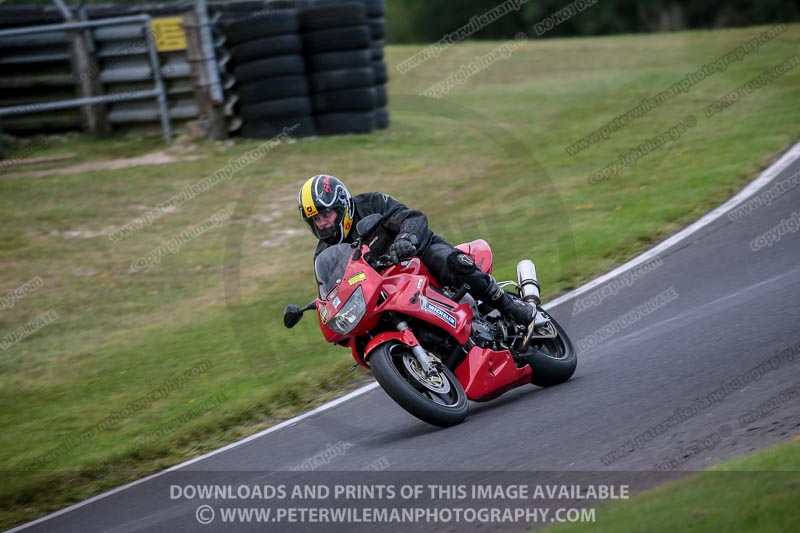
[363,330,421,364]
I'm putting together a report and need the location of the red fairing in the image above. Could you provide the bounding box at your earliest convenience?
[299,232,577,426]
[454,346,532,402]
[317,253,474,347]
[362,330,420,363]
[456,239,493,275]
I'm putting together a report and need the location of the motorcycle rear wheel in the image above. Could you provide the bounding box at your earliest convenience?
[370,341,468,427]
[526,315,577,387]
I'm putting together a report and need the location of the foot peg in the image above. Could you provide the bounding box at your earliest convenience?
[520,308,556,350]
[530,310,557,339]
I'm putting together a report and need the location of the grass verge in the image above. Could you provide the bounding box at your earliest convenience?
[2,25,799,528]
[545,439,800,532]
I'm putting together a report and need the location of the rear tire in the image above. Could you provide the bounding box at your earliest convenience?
[231,34,303,64]
[310,67,375,92]
[307,49,371,71]
[312,87,376,113]
[374,107,389,129]
[241,97,311,121]
[372,60,388,85]
[241,116,315,138]
[316,111,375,135]
[304,26,371,53]
[234,55,305,83]
[237,76,309,103]
[222,11,299,45]
[526,314,577,387]
[300,4,366,31]
[370,341,468,427]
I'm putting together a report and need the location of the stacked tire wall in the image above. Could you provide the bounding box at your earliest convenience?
[219,0,388,139]
[363,0,389,129]
[302,3,375,135]
[225,9,316,138]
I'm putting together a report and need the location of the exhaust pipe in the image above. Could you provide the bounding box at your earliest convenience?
[516,260,541,306]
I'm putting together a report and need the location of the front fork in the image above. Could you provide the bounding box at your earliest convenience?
[396,320,440,375]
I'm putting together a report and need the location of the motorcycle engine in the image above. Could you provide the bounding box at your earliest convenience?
[470,318,496,348]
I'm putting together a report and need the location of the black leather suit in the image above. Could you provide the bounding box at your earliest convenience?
[314,192,497,298]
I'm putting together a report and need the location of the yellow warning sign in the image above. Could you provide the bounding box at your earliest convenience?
[151,17,186,52]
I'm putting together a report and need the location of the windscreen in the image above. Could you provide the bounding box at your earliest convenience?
[314,244,353,299]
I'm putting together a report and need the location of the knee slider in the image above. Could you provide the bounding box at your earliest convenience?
[447,252,477,275]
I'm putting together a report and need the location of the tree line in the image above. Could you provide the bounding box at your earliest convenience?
[386,0,800,43]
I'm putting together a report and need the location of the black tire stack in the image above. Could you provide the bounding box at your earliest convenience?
[225,8,316,138]
[363,0,389,129]
[301,2,376,135]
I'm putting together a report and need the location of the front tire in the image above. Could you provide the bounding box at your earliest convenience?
[370,341,468,427]
[526,314,577,387]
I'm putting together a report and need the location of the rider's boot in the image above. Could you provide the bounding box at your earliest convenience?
[445,251,538,348]
[485,281,537,350]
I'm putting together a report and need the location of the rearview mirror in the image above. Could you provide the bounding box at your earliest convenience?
[283,304,304,329]
[356,214,382,239]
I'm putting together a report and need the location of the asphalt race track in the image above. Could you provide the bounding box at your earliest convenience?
[10,145,800,532]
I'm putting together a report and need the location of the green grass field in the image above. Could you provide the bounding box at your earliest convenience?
[545,439,800,532]
[2,25,799,528]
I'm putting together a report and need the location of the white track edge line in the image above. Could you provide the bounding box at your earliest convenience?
[6,383,379,532]
[8,140,800,533]
[546,141,800,309]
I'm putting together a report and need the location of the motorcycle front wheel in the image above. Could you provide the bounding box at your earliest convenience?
[370,341,468,427]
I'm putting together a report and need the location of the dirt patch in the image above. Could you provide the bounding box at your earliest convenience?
[4,150,205,179]
[260,228,304,248]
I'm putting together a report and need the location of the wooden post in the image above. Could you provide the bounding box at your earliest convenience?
[182,11,227,140]
[66,25,111,136]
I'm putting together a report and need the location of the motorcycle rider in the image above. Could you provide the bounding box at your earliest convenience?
[298,174,538,339]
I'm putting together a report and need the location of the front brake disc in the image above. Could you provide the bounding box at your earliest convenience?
[402,354,451,394]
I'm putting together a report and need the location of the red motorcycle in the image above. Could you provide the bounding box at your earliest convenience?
[284,214,576,427]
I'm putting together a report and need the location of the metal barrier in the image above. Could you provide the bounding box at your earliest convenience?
[0,14,173,144]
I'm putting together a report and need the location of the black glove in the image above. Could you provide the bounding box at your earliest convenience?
[388,233,417,262]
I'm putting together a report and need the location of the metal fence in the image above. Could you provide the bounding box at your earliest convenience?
[0,1,239,142]
[0,14,173,143]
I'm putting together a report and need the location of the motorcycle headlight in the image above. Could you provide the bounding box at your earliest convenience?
[327,286,366,335]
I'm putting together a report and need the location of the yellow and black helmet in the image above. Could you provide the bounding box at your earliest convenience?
[298,174,354,244]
